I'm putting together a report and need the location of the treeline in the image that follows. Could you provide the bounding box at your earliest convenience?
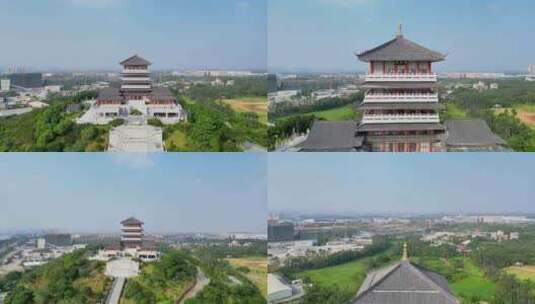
[193,241,267,259]
[123,250,197,303]
[276,236,391,275]
[165,94,267,151]
[0,91,111,152]
[3,250,110,304]
[185,76,267,102]
[267,115,316,150]
[269,93,363,120]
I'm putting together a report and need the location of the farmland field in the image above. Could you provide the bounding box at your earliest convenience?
[506,265,535,282]
[227,257,267,298]
[495,104,535,129]
[294,257,373,295]
[222,96,268,124]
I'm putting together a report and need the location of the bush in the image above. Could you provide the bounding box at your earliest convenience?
[109,118,125,127]
[147,117,164,127]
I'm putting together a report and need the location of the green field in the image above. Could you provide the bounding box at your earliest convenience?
[295,257,372,295]
[450,259,496,300]
[279,104,356,122]
[413,257,496,301]
[506,265,535,282]
[222,96,268,124]
[443,102,468,120]
[495,104,535,130]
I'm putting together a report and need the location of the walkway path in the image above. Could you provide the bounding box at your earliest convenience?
[106,277,126,304]
[180,267,210,304]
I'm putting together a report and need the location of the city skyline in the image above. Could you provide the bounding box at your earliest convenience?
[268,0,535,73]
[0,0,266,71]
[0,154,267,234]
[268,154,535,214]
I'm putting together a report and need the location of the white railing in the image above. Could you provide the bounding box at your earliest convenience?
[121,77,151,82]
[121,85,151,89]
[122,69,149,74]
[365,73,437,82]
[364,93,439,103]
[362,114,440,124]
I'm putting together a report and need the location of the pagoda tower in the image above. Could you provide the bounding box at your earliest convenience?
[356,25,446,152]
[119,55,152,100]
[120,217,144,249]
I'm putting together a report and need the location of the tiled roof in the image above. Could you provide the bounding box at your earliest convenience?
[358,34,445,62]
[120,55,152,66]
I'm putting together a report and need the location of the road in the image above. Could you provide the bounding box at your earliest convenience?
[180,267,210,304]
[106,277,126,304]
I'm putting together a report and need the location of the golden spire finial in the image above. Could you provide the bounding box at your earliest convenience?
[397,24,403,37]
[402,242,408,260]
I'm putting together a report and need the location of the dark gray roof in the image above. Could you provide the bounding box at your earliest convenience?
[357,123,445,132]
[353,260,458,304]
[445,119,506,147]
[152,87,174,99]
[121,217,144,225]
[298,121,362,151]
[359,102,443,111]
[358,34,445,62]
[120,55,152,66]
[98,87,121,99]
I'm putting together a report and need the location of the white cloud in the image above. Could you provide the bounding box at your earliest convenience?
[70,0,124,8]
[110,153,155,170]
[317,0,373,7]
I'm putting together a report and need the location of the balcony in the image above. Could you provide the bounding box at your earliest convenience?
[361,113,440,124]
[365,73,437,82]
[121,77,151,82]
[121,85,152,90]
[364,93,439,103]
[122,69,149,74]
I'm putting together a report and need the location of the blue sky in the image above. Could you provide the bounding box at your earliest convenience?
[269,153,535,215]
[0,0,266,70]
[0,154,267,234]
[268,0,535,72]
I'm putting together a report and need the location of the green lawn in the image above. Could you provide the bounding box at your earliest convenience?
[295,257,372,295]
[450,259,496,301]
[443,102,468,120]
[278,104,356,122]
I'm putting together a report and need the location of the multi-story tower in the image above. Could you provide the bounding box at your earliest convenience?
[356,26,446,152]
[120,55,152,99]
[121,217,144,249]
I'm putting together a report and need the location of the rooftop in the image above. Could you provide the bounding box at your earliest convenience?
[298,121,362,151]
[120,55,152,66]
[121,217,144,226]
[445,119,507,147]
[357,26,445,62]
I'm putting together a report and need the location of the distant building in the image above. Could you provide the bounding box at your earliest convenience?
[268,222,295,242]
[268,274,305,304]
[36,238,46,249]
[7,73,42,88]
[353,244,459,304]
[0,79,10,92]
[529,64,535,75]
[44,234,72,246]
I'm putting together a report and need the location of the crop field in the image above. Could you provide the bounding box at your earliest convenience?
[506,265,535,282]
[222,97,268,124]
[227,257,267,298]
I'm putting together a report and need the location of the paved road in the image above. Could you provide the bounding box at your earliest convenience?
[180,267,210,304]
[106,277,126,304]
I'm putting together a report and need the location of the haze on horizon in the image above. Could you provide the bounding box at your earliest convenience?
[0,0,266,71]
[268,154,535,215]
[268,0,535,73]
[0,154,267,234]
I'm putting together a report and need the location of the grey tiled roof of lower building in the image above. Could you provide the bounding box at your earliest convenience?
[98,87,121,99]
[298,121,362,151]
[353,261,458,304]
[445,119,506,147]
